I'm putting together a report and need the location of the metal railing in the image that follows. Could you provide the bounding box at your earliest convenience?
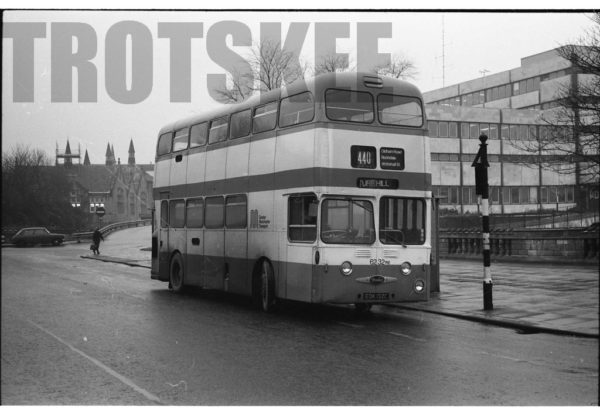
[71,219,151,242]
[441,224,599,262]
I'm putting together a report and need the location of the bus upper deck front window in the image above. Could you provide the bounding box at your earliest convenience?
[325,89,374,123]
[321,199,375,244]
[377,94,423,127]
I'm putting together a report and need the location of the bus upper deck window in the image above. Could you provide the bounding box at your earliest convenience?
[172,128,189,152]
[190,122,208,148]
[230,109,252,139]
[209,117,229,144]
[377,94,423,127]
[157,133,173,156]
[325,89,374,123]
[279,92,314,128]
[253,102,278,133]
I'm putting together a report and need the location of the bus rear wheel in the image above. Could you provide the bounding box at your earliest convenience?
[169,253,184,292]
[256,259,276,312]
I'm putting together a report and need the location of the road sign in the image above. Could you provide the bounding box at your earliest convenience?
[96,207,106,217]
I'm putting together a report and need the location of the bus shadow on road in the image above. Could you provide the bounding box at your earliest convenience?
[148,286,428,329]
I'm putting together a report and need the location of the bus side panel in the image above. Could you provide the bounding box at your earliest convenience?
[248,132,276,177]
[284,245,313,302]
[224,230,249,295]
[186,150,206,192]
[154,158,170,189]
[185,227,204,287]
[203,230,224,290]
[247,191,279,294]
[169,153,188,191]
[275,129,315,173]
[205,148,226,196]
[226,142,250,180]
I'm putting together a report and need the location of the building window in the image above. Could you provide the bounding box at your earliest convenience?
[461,123,469,139]
[470,123,479,139]
[449,122,458,138]
[439,121,448,138]
[428,121,439,137]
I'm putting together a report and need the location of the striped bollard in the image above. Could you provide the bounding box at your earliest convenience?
[472,134,493,310]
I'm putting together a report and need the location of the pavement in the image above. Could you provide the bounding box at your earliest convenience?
[79,226,599,338]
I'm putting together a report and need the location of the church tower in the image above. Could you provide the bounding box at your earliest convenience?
[105,142,116,166]
[128,139,136,166]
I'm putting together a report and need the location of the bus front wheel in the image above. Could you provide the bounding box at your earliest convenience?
[169,253,184,292]
[256,259,276,312]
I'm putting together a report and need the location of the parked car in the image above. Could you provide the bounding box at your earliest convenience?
[11,227,65,247]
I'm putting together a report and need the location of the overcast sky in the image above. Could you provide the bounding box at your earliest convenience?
[2,9,597,165]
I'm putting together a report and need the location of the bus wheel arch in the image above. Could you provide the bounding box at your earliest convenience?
[253,257,276,312]
[169,251,185,292]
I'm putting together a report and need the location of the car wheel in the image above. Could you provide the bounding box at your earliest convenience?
[52,239,61,246]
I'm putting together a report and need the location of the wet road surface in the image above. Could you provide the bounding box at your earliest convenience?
[2,241,597,405]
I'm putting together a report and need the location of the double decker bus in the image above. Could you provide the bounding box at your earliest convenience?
[151,72,432,312]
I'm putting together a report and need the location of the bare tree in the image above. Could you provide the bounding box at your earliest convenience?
[509,13,600,184]
[214,39,307,103]
[2,144,83,231]
[372,54,417,80]
[314,54,352,75]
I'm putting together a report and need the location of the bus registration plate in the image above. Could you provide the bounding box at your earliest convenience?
[363,293,390,301]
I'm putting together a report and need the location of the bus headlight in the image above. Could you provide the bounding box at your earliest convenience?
[340,261,353,276]
[401,262,412,275]
[414,280,425,293]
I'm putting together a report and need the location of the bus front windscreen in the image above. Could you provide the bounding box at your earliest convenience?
[379,197,426,245]
[321,199,375,244]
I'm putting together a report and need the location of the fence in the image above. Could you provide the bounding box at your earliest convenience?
[441,211,599,230]
[441,224,599,263]
[71,219,151,242]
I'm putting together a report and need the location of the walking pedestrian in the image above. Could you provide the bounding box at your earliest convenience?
[92,228,104,255]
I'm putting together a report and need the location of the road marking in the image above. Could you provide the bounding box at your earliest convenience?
[388,331,426,342]
[334,321,365,329]
[27,320,161,404]
[476,350,524,363]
